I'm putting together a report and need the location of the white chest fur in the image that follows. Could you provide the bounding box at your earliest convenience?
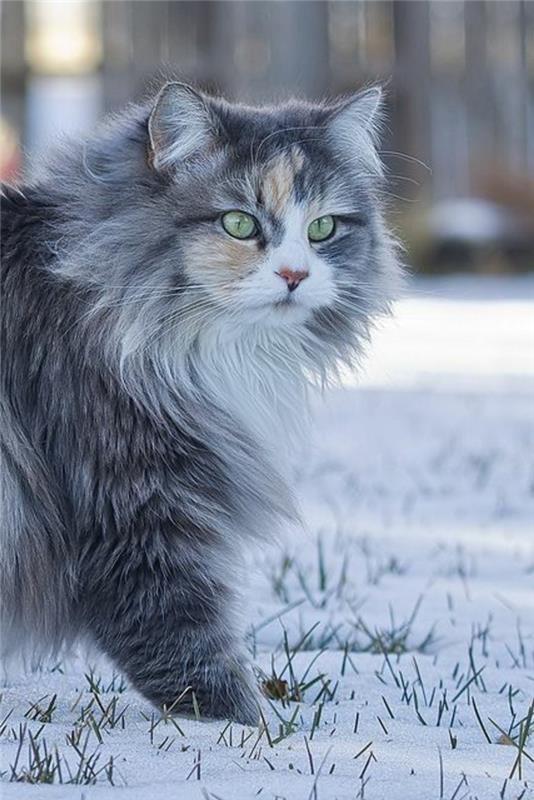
[194,324,312,469]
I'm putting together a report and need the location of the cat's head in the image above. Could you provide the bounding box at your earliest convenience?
[54,82,400,371]
[141,83,400,340]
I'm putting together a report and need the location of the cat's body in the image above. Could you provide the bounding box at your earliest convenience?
[0,84,400,723]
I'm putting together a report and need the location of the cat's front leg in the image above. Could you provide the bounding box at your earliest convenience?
[80,537,260,725]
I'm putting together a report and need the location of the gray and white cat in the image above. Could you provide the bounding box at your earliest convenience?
[0,83,400,723]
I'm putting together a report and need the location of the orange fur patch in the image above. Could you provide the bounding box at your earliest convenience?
[184,233,261,296]
[261,147,305,217]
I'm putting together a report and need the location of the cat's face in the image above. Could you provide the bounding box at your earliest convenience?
[147,83,398,335]
[180,146,339,328]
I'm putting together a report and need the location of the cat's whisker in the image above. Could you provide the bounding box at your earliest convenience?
[378,149,432,173]
[133,300,221,339]
[132,294,229,347]
[86,281,235,292]
[94,290,214,311]
[253,124,324,162]
[136,303,230,357]
[321,151,424,201]
[63,291,224,340]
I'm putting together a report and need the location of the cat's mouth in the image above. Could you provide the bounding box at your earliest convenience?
[237,290,325,326]
[238,295,312,327]
[272,295,297,310]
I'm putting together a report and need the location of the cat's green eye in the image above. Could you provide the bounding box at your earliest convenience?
[221,211,257,240]
[308,215,335,243]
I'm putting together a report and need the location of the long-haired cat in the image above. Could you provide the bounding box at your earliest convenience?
[1,82,400,723]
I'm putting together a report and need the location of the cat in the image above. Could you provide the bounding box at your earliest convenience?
[0,82,400,724]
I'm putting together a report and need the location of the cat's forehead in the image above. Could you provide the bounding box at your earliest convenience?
[259,146,306,217]
[220,99,324,148]
[246,145,354,221]
[235,113,361,213]
[187,101,372,220]
[211,143,357,227]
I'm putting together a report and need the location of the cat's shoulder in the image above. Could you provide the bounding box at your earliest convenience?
[1,182,61,261]
[1,181,55,220]
[1,182,32,221]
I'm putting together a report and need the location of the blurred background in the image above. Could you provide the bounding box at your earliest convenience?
[1,0,533,273]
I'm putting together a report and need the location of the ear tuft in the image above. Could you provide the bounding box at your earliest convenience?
[328,86,383,147]
[350,87,382,127]
[148,82,215,170]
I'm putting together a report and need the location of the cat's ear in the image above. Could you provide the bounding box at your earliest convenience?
[148,82,216,170]
[327,87,383,147]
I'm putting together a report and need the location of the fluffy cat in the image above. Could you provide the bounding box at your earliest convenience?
[0,82,400,723]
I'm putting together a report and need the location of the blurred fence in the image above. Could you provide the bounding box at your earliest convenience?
[1,1,533,270]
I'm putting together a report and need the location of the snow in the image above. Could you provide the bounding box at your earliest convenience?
[427,199,531,244]
[2,275,534,799]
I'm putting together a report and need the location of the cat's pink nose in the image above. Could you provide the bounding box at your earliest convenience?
[277,267,309,293]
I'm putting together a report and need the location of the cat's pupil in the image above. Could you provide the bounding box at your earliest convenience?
[222,211,257,240]
[308,215,335,242]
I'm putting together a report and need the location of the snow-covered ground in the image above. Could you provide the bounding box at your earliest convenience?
[1,275,533,800]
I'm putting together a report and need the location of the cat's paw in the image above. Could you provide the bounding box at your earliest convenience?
[155,658,261,725]
[203,660,261,725]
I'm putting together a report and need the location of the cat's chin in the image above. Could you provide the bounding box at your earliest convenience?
[240,300,314,329]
